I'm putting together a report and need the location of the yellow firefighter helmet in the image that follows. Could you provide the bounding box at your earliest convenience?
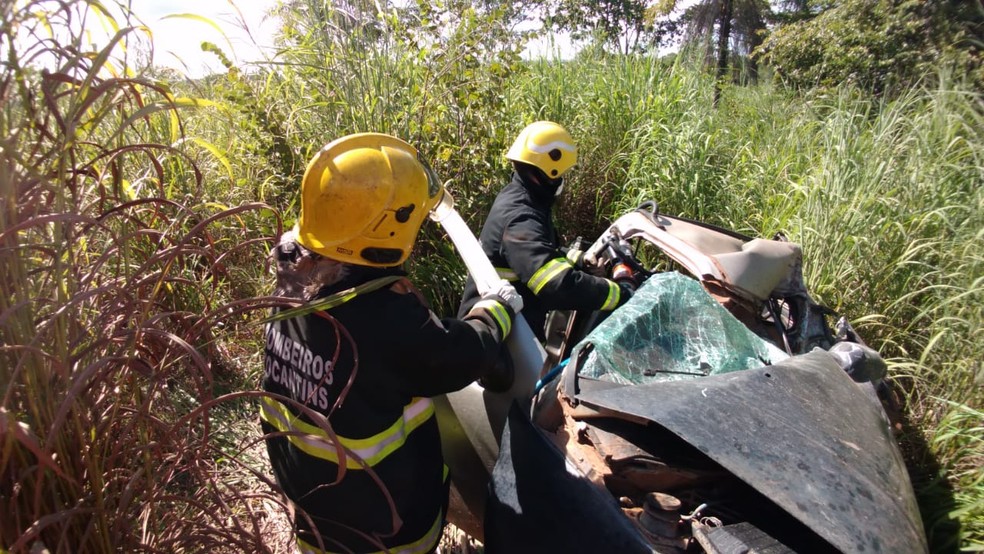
[295,133,444,267]
[505,121,578,179]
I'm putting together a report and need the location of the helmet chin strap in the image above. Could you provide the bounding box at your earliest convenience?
[554,183,564,197]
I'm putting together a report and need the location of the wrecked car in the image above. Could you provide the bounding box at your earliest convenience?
[434,201,927,553]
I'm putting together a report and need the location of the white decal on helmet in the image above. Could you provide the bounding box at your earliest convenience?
[526,140,575,154]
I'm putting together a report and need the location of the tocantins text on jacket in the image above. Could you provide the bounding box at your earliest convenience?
[261,266,507,553]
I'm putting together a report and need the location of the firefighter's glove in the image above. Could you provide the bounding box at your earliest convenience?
[480,346,515,393]
[473,280,522,341]
[617,281,635,307]
[583,255,608,277]
[489,279,523,314]
[565,246,585,268]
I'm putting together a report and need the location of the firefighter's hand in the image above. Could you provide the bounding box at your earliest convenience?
[468,282,522,342]
[581,254,608,277]
[480,347,515,393]
[486,279,523,314]
[617,281,635,307]
[565,246,585,268]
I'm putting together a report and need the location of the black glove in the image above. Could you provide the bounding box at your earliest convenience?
[617,281,635,307]
[479,346,514,393]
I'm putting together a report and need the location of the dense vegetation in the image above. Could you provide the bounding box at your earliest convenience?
[1,0,980,552]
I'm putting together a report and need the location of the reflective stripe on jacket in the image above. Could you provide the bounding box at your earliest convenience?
[259,395,434,468]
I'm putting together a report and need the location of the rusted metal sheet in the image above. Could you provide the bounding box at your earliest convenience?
[581,421,721,492]
[576,349,927,554]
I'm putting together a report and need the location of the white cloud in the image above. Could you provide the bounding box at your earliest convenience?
[523,32,576,60]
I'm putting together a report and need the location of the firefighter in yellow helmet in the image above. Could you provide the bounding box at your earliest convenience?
[458,121,630,342]
[260,133,521,554]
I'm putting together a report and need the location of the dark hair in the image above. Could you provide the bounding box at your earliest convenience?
[270,231,347,299]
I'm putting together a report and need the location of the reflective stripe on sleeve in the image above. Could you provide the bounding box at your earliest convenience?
[473,299,511,338]
[263,275,403,323]
[527,257,573,295]
[495,267,519,281]
[296,506,444,554]
[600,280,620,311]
[260,396,434,468]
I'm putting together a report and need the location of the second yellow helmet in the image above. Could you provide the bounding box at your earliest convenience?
[505,121,578,179]
[295,133,444,267]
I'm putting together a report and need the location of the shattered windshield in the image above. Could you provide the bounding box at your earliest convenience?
[574,272,789,385]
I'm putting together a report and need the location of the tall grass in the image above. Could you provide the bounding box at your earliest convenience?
[1,1,283,551]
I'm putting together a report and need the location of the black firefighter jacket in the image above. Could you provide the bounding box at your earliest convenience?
[261,266,507,554]
[458,172,622,341]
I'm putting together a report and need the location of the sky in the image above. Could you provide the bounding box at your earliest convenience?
[126,1,687,78]
[129,1,281,77]
[128,0,579,77]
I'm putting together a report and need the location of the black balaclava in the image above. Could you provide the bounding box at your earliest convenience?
[515,162,563,201]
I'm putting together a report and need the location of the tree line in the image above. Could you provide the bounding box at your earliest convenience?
[391,0,982,100]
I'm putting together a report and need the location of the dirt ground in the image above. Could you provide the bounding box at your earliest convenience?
[438,525,484,554]
[252,497,483,553]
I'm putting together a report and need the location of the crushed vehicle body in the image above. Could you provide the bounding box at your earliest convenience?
[435,203,926,553]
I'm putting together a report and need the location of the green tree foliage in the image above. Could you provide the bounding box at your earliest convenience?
[769,0,826,24]
[539,0,668,53]
[658,0,770,103]
[758,0,984,94]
